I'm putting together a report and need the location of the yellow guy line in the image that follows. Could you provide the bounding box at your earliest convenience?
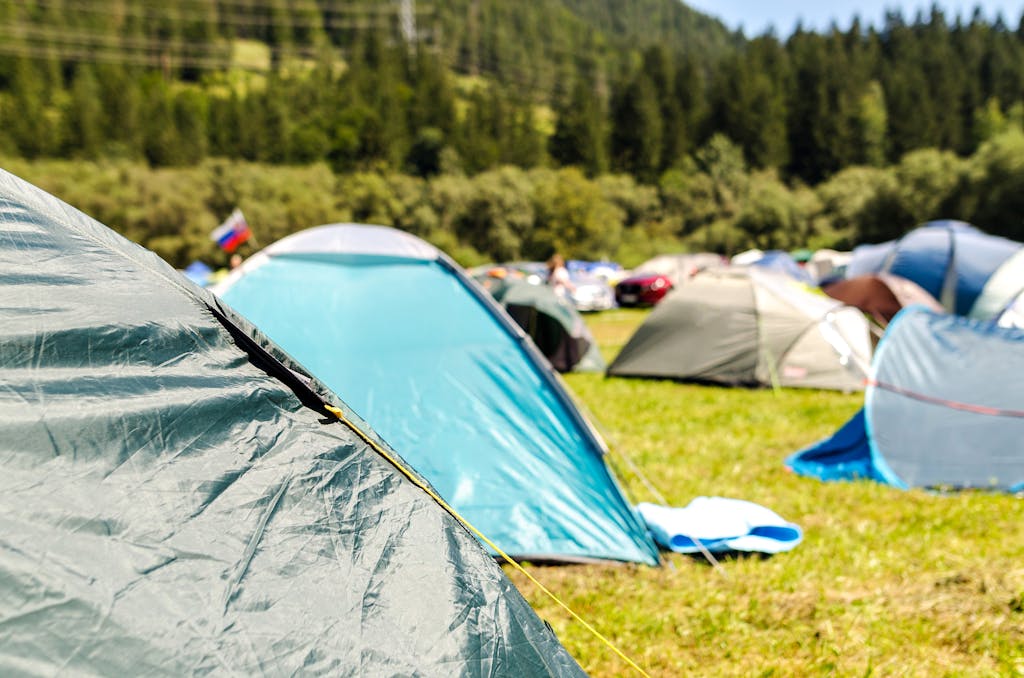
[323,404,652,678]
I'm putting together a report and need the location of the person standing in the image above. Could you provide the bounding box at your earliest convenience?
[546,253,575,300]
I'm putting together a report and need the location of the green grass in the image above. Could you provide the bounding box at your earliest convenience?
[503,309,1024,677]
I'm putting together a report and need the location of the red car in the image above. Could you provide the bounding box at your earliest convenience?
[614,273,673,307]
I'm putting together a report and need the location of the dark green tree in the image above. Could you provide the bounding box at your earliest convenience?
[610,70,663,182]
[63,65,105,158]
[549,77,609,175]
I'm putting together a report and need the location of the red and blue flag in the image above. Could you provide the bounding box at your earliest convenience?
[211,209,251,252]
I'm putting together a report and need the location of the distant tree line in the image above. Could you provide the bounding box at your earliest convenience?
[6,126,1024,270]
[2,2,1024,263]
[1,5,1023,186]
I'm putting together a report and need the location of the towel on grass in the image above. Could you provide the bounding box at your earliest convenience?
[636,498,802,554]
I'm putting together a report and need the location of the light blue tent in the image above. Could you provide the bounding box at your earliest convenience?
[214,224,659,564]
[845,220,1021,315]
[787,306,1024,492]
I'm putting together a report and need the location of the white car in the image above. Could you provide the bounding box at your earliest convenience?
[570,273,615,312]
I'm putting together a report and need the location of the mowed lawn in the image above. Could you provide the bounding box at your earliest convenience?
[503,308,1024,677]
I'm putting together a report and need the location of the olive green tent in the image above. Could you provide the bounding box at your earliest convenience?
[0,169,584,677]
[608,267,872,391]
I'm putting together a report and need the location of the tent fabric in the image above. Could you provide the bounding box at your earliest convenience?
[748,250,814,284]
[181,260,213,286]
[0,169,586,676]
[633,253,725,286]
[636,499,803,554]
[215,225,659,565]
[787,307,1024,492]
[846,220,1022,315]
[994,284,1024,329]
[845,241,893,279]
[969,248,1024,321]
[607,268,871,391]
[806,249,851,284]
[785,408,885,482]
[480,275,604,372]
[823,274,943,326]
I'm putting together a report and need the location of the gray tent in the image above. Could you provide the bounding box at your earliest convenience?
[608,268,872,391]
[0,169,584,676]
[479,273,605,372]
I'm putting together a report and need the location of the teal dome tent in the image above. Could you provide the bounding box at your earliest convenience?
[214,224,659,565]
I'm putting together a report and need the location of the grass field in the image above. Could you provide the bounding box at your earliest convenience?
[503,309,1024,677]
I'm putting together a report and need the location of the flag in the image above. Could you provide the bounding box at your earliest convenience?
[211,209,252,253]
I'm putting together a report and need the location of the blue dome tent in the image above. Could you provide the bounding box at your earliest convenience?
[787,306,1024,492]
[845,220,1021,315]
[213,224,659,565]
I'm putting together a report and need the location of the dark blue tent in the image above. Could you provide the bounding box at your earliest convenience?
[787,306,1024,492]
[845,220,1021,315]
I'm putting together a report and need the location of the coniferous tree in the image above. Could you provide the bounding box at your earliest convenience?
[139,74,181,166]
[640,45,684,171]
[409,48,457,136]
[96,64,144,158]
[611,71,663,183]
[502,99,546,168]
[713,37,789,170]
[5,58,57,158]
[674,54,708,153]
[64,65,105,158]
[854,80,889,166]
[785,30,831,182]
[549,77,609,176]
[173,88,209,165]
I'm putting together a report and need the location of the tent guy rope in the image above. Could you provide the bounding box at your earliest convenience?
[323,403,653,678]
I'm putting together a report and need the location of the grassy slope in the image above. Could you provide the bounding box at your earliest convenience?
[504,309,1024,677]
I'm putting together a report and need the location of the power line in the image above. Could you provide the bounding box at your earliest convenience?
[20,0,434,27]
[0,5,612,99]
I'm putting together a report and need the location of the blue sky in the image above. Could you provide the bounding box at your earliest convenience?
[685,0,1024,36]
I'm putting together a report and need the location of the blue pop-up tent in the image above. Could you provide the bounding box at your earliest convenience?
[213,224,659,564]
[787,306,1024,492]
[845,220,1021,316]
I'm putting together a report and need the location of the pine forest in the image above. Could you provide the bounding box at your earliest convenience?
[2,0,1024,267]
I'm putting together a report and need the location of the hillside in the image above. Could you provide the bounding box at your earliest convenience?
[0,0,737,98]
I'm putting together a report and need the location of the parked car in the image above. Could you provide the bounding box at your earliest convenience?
[614,273,673,307]
[570,273,615,312]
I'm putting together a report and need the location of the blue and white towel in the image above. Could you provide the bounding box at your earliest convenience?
[636,497,803,554]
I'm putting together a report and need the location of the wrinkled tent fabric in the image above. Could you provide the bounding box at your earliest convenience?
[846,220,1021,315]
[823,274,943,327]
[0,170,586,677]
[481,275,604,372]
[607,268,871,391]
[788,307,1024,492]
[214,225,659,565]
